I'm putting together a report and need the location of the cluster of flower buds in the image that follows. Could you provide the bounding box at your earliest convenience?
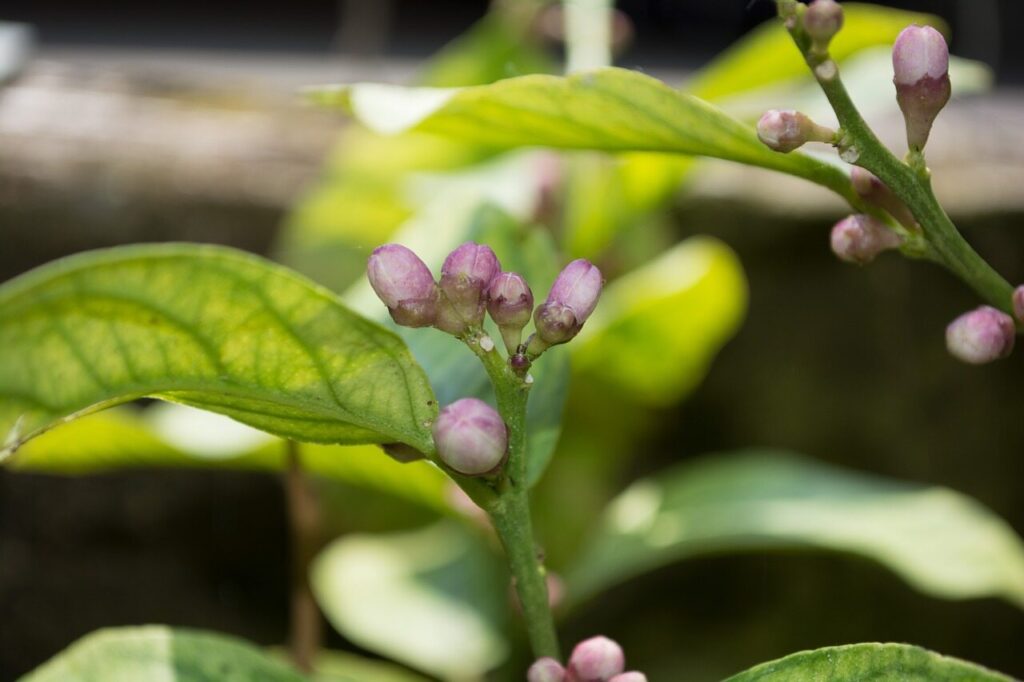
[368,242,603,361]
[528,636,645,682]
[893,25,951,152]
[756,109,836,154]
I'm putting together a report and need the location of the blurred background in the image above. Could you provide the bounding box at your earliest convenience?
[2,1,1023,680]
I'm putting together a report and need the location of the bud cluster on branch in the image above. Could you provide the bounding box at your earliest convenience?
[528,635,645,682]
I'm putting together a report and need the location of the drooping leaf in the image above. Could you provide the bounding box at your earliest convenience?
[687,4,945,102]
[565,450,1024,609]
[19,626,307,682]
[0,244,437,457]
[725,643,1012,682]
[307,68,854,202]
[573,237,747,405]
[11,406,450,513]
[312,521,508,679]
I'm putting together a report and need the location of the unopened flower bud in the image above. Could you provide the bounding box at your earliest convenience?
[756,109,836,153]
[367,244,438,328]
[528,259,603,356]
[850,167,918,232]
[946,306,1015,365]
[435,242,501,336]
[1013,285,1024,323]
[528,657,566,682]
[803,0,843,54]
[432,398,507,476]
[830,214,902,265]
[488,272,535,353]
[567,636,624,682]
[892,25,951,151]
[609,674,647,682]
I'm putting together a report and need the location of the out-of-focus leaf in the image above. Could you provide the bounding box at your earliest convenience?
[312,522,507,680]
[0,244,437,456]
[310,650,429,682]
[19,626,307,682]
[566,450,1024,609]
[725,643,1012,682]
[687,4,945,101]
[573,237,746,405]
[11,406,451,514]
[345,201,569,487]
[307,68,853,201]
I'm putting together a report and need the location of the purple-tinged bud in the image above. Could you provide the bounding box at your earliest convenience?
[803,0,843,54]
[567,636,624,682]
[1013,285,1024,323]
[528,259,603,355]
[488,272,535,353]
[946,306,1016,365]
[850,167,919,232]
[367,244,438,328]
[533,303,580,346]
[432,398,508,476]
[892,25,951,151]
[609,674,647,682]
[528,657,566,682]
[435,242,502,336]
[756,109,836,153]
[830,214,902,265]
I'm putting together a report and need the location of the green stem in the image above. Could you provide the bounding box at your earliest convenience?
[781,9,1016,316]
[464,333,560,660]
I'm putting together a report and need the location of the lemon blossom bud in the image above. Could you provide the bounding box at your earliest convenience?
[530,259,603,353]
[850,167,918,232]
[609,674,647,682]
[946,306,1015,365]
[528,657,566,682]
[892,25,951,151]
[830,214,902,265]
[436,242,501,335]
[567,636,624,682]
[487,272,535,353]
[432,398,508,476]
[1013,285,1024,323]
[756,109,836,153]
[803,0,843,54]
[367,244,438,328]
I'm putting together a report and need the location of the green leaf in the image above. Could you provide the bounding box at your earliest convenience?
[573,237,747,405]
[312,521,508,679]
[309,651,429,682]
[19,626,307,682]
[687,4,946,102]
[565,450,1024,609]
[725,643,1013,682]
[11,406,451,513]
[0,244,437,457]
[306,68,853,201]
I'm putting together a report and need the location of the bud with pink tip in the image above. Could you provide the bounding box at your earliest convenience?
[830,214,902,265]
[567,636,625,682]
[1013,286,1024,323]
[803,0,844,54]
[432,398,508,476]
[487,272,535,353]
[850,167,918,232]
[756,109,836,153]
[367,244,438,328]
[946,306,1015,365]
[435,242,501,335]
[528,657,566,682]
[529,259,603,355]
[609,674,647,682]
[892,25,950,151]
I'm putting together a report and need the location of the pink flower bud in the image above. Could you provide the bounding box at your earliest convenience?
[435,242,501,335]
[548,259,603,323]
[830,214,902,265]
[1013,285,1024,323]
[756,109,835,153]
[609,674,647,682]
[567,636,624,682]
[488,272,535,353]
[533,302,580,346]
[892,25,951,151]
[432,398,508,476]
[803,0,843,54]
[528,657,567,682]
[946,306,1016,365]
[367,244,438,328]
[850,167,918,232]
